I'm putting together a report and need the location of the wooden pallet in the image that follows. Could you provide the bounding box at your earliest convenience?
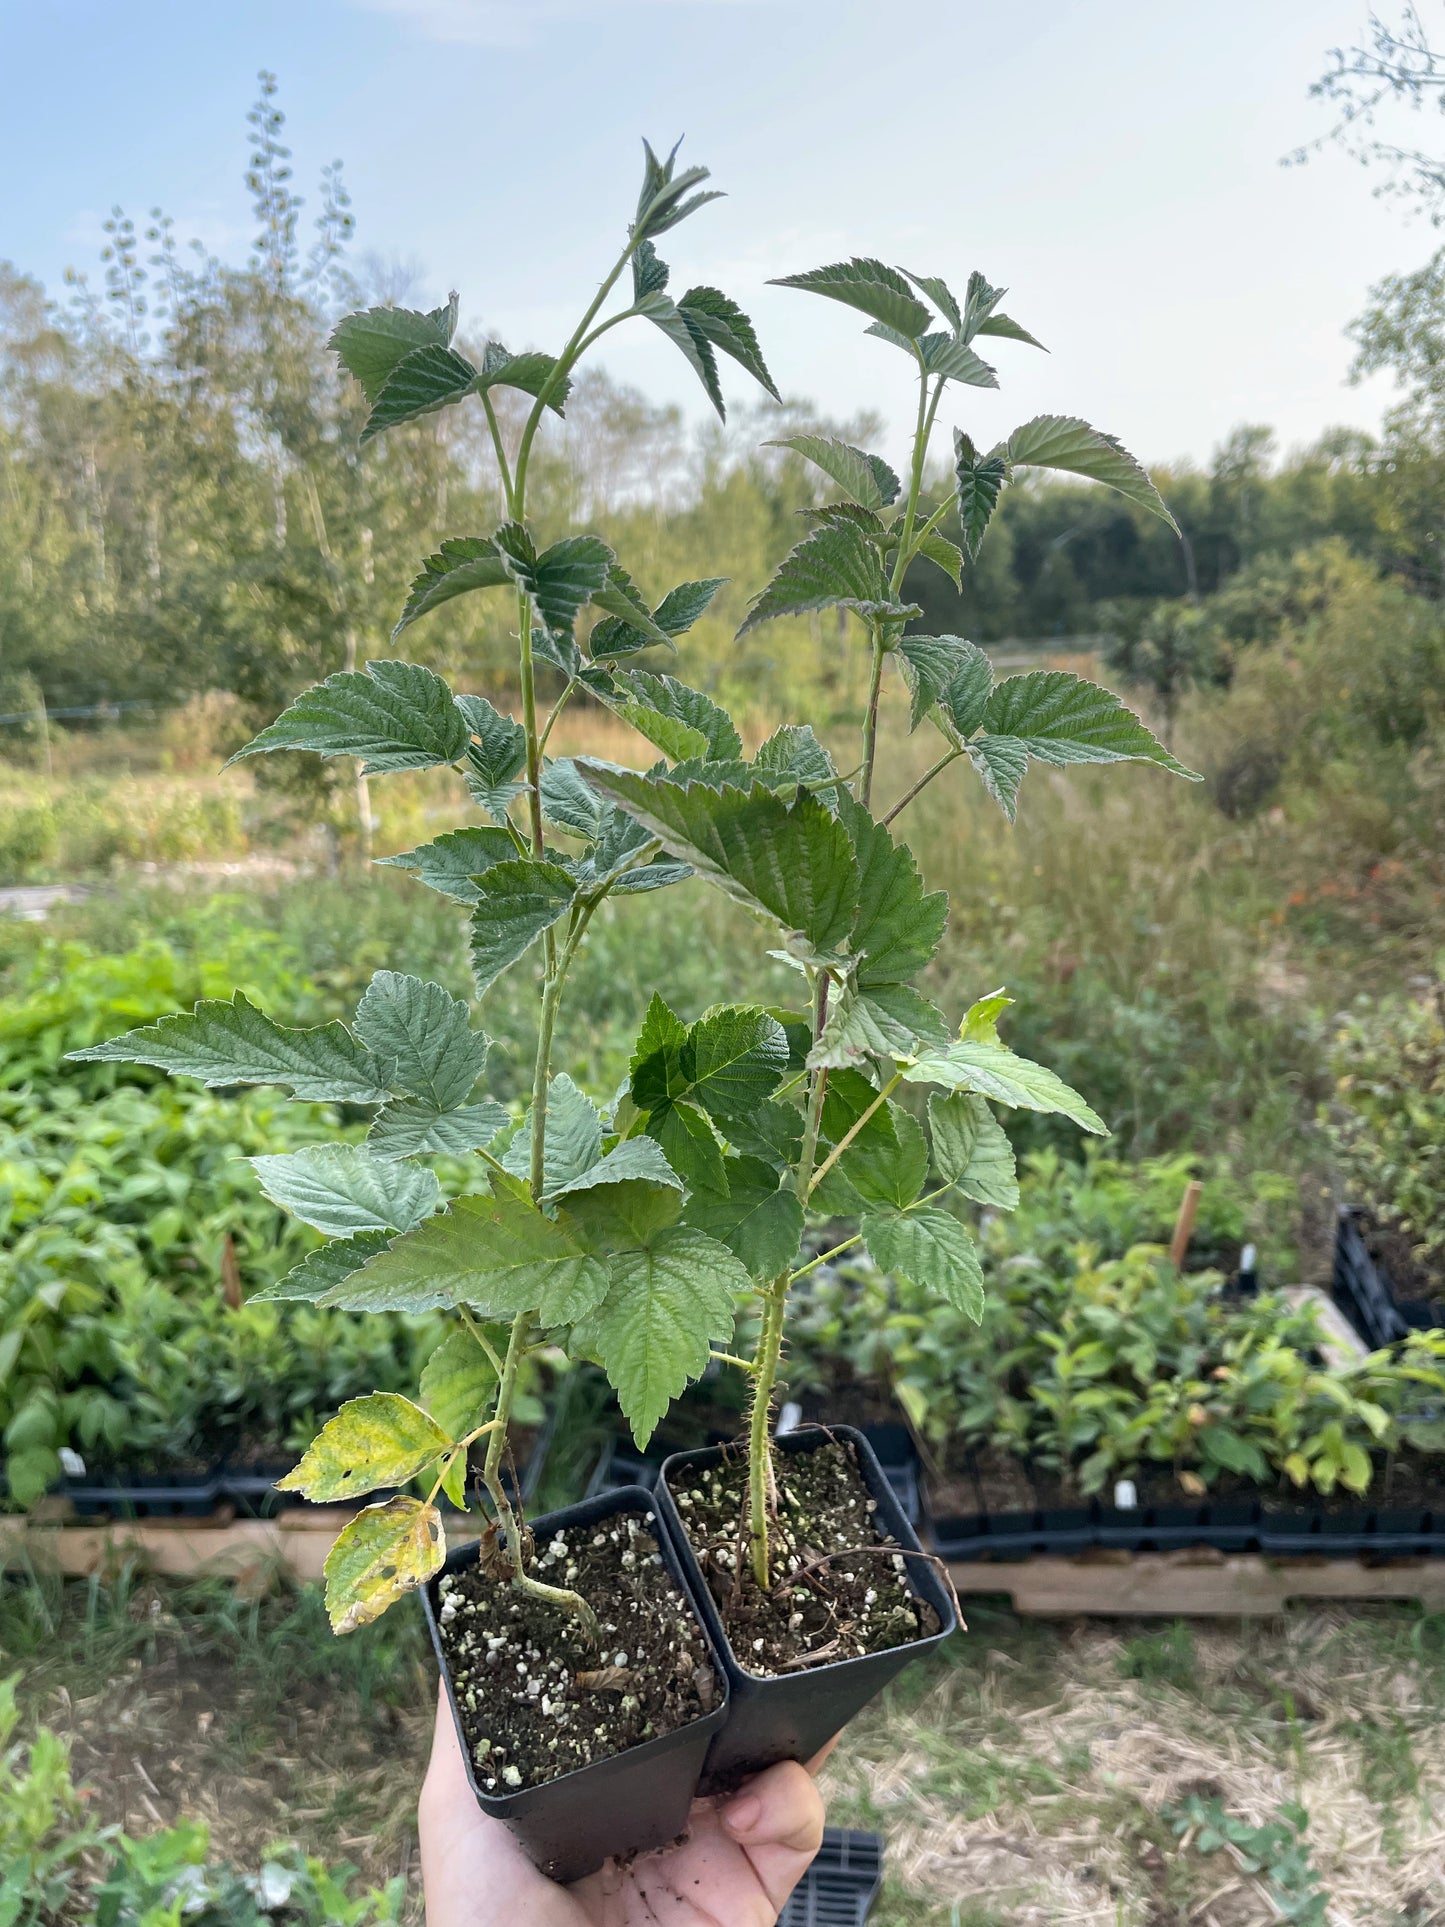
[948,1546,1445,1616]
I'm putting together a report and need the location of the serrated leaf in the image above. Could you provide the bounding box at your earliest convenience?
[368,1098,508,1161]
[647,1100,727,1193]
[576,769,859,955]
[394,537,511,637]
[501,1072,603,1196]
[678,286,779,399]
[476,340,570,414]
[561,1175,686,1251]
[588,563,675,650]
[837,794,947,987]
[653,577,726,637]
[772,258,932,339]
[909,332,998,386]
[974,312,1046,350]
[898,635,991,735]
[634,138,723,239]
[682,1155,804,1280]
[615,704,708,763]
[928,1092,1018,1208]
[377,826,519,905]
[914,531,964,588]
[361,343,477,443]
[960,270,1006,337]
[250,1231,392,1303]
[324,1497,445,1635]
[330,301,455,402]
[322,1193,608,1322]
[420,1330,500,1442]
[279,1393,451,1501]
[66,993,391,1103]
[633,236,670,300]
[229,661,468,774]
[863,982,951,1049]
[629,992,689,1103]
[468,859,577,994]
[902,1040,1107,1134]
[590,1228,745,1446]
[548,1137,683,1201]
[954,431,1010,564]
[1005,416,1178,531]
[766,435,901,511]
[456,693,527,787]
[968,735,1030,820]
[712,1096,803,1168]
[684,1006,789,1118]
[752,724,838,792]
[540,759,605,841]
[863,1207,984,1319]
[495,524,614,643]
[841,1106,929,1210]
[809,985,916,1070]
[250,1145,441,1238]
[981,672,1200,777]
[901,270,963,335]
[737,523,892,637]
[637,290,726,416]
[614,671,742,762]
[354,971,489,1113]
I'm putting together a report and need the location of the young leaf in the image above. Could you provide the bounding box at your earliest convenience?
[913,531,964,588]
[679,287,779,400]
[66,994,392,1103]
[637,291,726,417]
[501,1072,603,1195]
[980,672,1201,777]
[394,537,511,636]
[475,341,570,415]
[771,258,933,339]
[862,1207,984,1320]
[968,734,1030,820]
[954,432,1010,563]
[354,971,489,1113]
[901,1039,1107,1135]
[540,759,606,841]
[321,1193,608,1323]
[324,1496,445,1635]
[766,435,901,511]
[455,693,528,789]
[228,661,469,773]
[737,523,893,636]
[681,1156,805,1280]
[368,1098,509,1161]
[647,1100,728,1193]
[575,769,859,957]
[652,577,726,637]
[928,1092,1019,1208]
[495,524,614,642]
[589,573,724,660]
[974,312,1046,350]
[629,992,689,1100]
[377,826,519,905]
[1004,416,1179,531]
[901,269,963,335]
[634,138,723,240]
[330,299,456,401]
[278,1393,452,1501]
[361,343,477,442]
[907,332,998,386]
[468,860,577,993]
[752,724,837,792]
[420,1329,500,1442]
[614,671,742,762]
[898,635,991,734]
[547,1137,683,1200]
[249,1145,442,1238]
[249,1230,392,1303]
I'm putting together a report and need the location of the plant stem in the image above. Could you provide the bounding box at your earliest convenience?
[458,1307,505,1378]
[481,391,516,517]
[709,1351,758,1374]
[858,623,886,809]
[786,1230,863,1286]
[805,1071,903,1201]
[882,748,963,827]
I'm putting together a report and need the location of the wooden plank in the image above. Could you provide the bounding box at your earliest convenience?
[949,1548,1445,1617]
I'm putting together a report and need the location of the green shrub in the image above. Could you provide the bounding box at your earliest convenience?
[1326,988,1445,1272]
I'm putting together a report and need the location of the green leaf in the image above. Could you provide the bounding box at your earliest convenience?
[420,1330,500,1443]
[587,566,674,651]
[322,1193,608,1323]
[614,671,742,762]
[354,971,488,1112]
[809,985,918,1070]
[629,992,689,1102]
[228,661,468,774]
[324,1496,445,1635]
[501,1072,603,1195]
[713,1096,803,1168]
[981,672,1201,777]
[898,635,991,734]
[637,291,726,417]
[975,312,1046,351]
[1004,416,1179,531]
[250,1231,392,1303]
[368,1098,508,1161]
[394,537,511,637]
[737,523,892,637]
[863,1207,984,1319]
[540,759,605,840]
[468,859,577,994]
[928,1093,1019,1208]
[456,693,527,788]
[66,993,391,1103]
[495,524,614,643]
[901,331,998,386]
[250,1145,441,1238]
[752,724,837,792]
[677,286,779,400]
[278,1393,452,1501]
[968,735,1029,820]
[682,1156,805,1280]
[954,431,1010,563]
[361,343,477,442]
[901,270,962,334]
[475,340,570,415]
[330,299,456,401]
[771,258,933,338]
[684,1006,789,1118]
[377,826,518,905]
[837,794,948,987]
[589,1228,746,1446]
[959,989,1012,1044]
[647,1100,728,1193]
[901,1039,1107,1135]
[913,531,964,588]
[840,1106,929,1210]
[548,1137,683,1201]
[576,768,859,956]
[634,138,723,240]
[766,435,901,511]
[653,577,727,637]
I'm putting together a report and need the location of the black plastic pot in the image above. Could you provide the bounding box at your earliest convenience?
[854,1422,921,1528]
[63,1468,219,1520]
[1334,1206,1410,1349]
[655,1426,957,1793]
[779,1827,884,1927]
[421,1486,729,1884]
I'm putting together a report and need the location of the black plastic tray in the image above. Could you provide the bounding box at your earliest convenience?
[62,1469,220,1520]
[421,1486,729,1884]
[1334,1206,1411,1349]
[779,1828,884,1927]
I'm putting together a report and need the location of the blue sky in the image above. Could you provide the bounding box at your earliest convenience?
[0,0,1426,468]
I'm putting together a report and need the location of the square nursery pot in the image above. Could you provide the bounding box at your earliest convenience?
[778,1827,884,1927]
[421,1486,729,1885]
[854,1422,922,1528]
[655,1426,957,1793]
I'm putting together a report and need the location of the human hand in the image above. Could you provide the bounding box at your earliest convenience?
[418,1680,831,1926]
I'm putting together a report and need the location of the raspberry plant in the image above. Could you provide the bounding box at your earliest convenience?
[74,141,1198,1628]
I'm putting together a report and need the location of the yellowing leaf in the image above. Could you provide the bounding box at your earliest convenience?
[278,1393,452,1502]
[324,1497,446,1634]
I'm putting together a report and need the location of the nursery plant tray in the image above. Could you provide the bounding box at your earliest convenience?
[1333,1206,1445,1348]
[62,1469,220,1520]
[930,1497,1445,1561]
[779,1828,884,1927]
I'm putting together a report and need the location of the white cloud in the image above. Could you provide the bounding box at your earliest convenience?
[353,0,777,48]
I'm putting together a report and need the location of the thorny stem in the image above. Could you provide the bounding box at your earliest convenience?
[710,1351,758,1375]
[857,623,886,810]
